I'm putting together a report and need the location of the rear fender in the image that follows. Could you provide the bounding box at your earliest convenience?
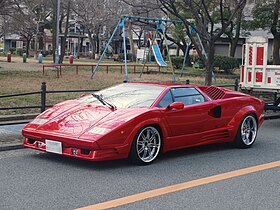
[228,105,257,140]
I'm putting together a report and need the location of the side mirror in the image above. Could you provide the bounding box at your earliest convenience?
[167,102,184,110]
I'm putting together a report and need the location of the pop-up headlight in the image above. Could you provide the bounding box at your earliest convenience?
[31,118,49,125]
[88,127,111,135]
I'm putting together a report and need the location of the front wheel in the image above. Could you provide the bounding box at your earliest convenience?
[234,114,258,148]
[130,126,161,165]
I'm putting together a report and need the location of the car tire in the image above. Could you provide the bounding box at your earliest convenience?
[130,126,161,165]
[234,114,258,148]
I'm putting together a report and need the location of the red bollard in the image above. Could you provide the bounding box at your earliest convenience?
[69,55,74,64]
[7,53,11,62]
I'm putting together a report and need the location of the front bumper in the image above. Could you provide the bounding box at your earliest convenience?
[23,136,129,161]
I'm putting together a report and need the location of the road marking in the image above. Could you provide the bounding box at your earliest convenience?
[76,160,280,210]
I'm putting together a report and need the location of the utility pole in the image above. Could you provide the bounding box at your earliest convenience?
[74,15,77,58]
[34,20,39,59]
[33,4,45,59]
[55,0,60,64]
[3,16,7,52]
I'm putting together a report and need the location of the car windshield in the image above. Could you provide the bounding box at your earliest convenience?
[79,83,165,108]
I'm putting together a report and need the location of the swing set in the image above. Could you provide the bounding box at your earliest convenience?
[90,15,207,82]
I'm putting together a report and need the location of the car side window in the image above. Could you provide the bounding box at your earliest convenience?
[171,87,205,105]
[157,90,173,108]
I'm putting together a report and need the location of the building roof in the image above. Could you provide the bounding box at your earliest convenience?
[5,34,21,40]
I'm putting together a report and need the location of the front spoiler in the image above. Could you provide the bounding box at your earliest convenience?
[23,137,129,161]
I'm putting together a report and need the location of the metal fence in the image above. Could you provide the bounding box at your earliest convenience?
[0,82,98,125]
[0,80,239,125]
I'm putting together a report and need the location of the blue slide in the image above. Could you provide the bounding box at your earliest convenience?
[152,44,167,67]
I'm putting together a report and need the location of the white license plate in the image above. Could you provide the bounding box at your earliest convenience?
[46,140,62,154]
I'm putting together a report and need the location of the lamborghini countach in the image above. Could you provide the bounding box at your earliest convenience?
[22,82,265,165]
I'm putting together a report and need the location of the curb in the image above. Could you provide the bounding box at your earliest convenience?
[264,114,280,120]
[0,143,24,152]
[0,113,38,122]
[0,114,279,152]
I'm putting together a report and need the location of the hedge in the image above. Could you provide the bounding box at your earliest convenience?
[171,56,185,69]
[213,55,241,74]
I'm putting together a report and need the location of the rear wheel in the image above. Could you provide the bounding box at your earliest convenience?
[234,114,258,148]
[130,126,161,165]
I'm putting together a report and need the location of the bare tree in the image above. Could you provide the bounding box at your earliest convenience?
[73,0,127,59]
[247,0,280,64]
[216,2,246,57]
[122,0,163,17]
[3,0,51,56]
[0,0,14,15]
[58,0,71,63]
[122,0,164,61]
[158,0,247,86]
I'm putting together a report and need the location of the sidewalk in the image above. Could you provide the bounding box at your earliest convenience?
[0,124,25,151]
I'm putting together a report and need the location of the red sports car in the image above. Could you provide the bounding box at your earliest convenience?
[22,82,265,165]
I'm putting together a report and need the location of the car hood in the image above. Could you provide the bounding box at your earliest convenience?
[27,100,151,138]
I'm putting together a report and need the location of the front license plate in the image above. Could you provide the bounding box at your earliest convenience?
[46,140,62,154]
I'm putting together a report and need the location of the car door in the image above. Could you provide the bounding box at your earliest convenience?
[165,102,214,137]
[158,87,219,147]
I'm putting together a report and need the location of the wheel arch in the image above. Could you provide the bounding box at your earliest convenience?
[128,122,165,165]
[228,105,259,140]
[126,119,167,152]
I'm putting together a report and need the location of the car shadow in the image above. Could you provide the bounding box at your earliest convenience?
[33,152,132,170]
[31,142,236,170]
[161,142,234,161]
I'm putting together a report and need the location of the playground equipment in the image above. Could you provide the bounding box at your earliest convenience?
[240,36,280,110]
[138,21,175,79]
[91,15,208,82]
[151,43,167,67]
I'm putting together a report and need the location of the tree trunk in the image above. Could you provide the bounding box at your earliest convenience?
[204,42,215,86]
[185,44,192,66]
[52,1,57,63]
[273,34,280,64]
[39,25,44,52]
[176,47,180,56]
[59,36,66,63]
[77,35,81,59]
[127,21,136,62]
[229,35,239,58]
[137,30,143,49]
[59,1,71,64]
[229,8,242,57]
[271,0,280,64]
[96,36,99,54]
[26,39,31,57]
[80,37,84,56]
[87,29,96,59]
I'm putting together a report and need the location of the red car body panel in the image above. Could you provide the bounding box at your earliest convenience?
[22,83,265,161]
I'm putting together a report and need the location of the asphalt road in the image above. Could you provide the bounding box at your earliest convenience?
[0,119,280,210]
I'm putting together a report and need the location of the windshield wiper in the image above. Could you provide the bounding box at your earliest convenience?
[92,94,116,111]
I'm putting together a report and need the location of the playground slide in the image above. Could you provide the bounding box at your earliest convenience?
[151,44,167,67]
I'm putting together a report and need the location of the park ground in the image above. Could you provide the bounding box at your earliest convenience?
[0,55,239,115]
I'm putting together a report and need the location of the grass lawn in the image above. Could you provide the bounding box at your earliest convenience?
[0,55,239,115]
